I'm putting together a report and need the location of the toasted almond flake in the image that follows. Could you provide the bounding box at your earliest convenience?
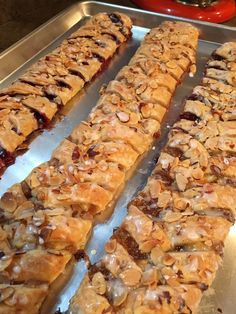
[140,239,157,253]
[176,173,188,191]
[98,160,109,172]
[174,197,188,210]
[109,279,128,307]
[105,239,117,254]
[149,179,161,199]
[164,211,183,223]
[120,268,141,286]
[140,104,150,118]
[116,111,130,123]
[136,84,147,95]
[150,247,164,265]
[157,191,171,208]
[92,272,106,295]
[142,268,158,286]
[163,254,175,266]
[192,168,204,180]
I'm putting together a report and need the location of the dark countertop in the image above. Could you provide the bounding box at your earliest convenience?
[0,0,136,53]
[0,0,235,53]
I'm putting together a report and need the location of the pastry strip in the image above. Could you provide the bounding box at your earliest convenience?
[69,42,236,314]
[0,12,132,174]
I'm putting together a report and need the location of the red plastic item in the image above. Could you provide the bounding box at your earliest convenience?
[131,0,236,23]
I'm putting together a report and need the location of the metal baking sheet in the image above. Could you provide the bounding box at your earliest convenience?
[0,2,236,313]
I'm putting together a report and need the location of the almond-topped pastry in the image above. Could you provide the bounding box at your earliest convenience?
[0,284,48,314]
[68,42,236,314]
[0,12,132,175]
[0,21,199,313]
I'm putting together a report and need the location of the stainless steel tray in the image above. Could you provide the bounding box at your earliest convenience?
[0,2,236,313]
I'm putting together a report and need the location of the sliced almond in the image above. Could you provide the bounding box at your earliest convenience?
[108,279,128,307]
[176,173,188,191]
[174,197,188,211]
[92,272,107,295]
[149,80,159,89]
[192,168,204,180]
[56,194,70,201]
[166,61,178,69]
[98,160,109,172]
[139,239,156,253]
[150,247,164,265]
[120,268,141,286]
[142,268,158,286]
[105,239,117,254]
[0,192,17,213]
[129,112,139,124]
[116,111,130,123]
[136,83,147,95]
[157,191,171,208]
[164,211,182,223]
[149,179,161,199]
[163,254,175,266]
[167,277,181,287]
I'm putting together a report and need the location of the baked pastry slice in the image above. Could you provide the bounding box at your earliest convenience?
[2,249,71,284]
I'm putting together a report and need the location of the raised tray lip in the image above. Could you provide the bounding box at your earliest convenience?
[1,0,236,83]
